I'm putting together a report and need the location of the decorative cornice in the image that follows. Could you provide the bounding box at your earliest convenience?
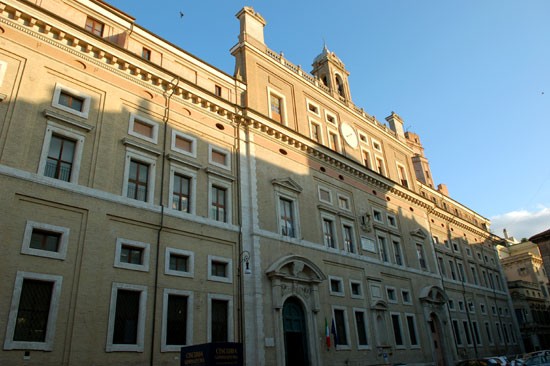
[0,2,240,125]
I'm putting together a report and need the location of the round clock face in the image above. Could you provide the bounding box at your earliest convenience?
[340,123,358,148]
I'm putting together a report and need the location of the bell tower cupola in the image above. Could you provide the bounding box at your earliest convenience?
[311,45,351,102]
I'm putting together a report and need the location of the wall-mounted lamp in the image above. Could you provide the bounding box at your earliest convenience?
[241,250,252,275]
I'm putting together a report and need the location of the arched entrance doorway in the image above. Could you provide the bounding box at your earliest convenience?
[283,297,309,366]
[429,313,445,366]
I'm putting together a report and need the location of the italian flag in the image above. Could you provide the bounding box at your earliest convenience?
[325,318,331,349]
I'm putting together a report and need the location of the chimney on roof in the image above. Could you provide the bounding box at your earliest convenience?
[503,228,509,240]
[437,183,449,196]
[386,112,405,140]
[236,7,266,45]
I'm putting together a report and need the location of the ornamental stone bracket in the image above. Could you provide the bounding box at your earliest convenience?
[266,254,326,313]
[419,285,448,307]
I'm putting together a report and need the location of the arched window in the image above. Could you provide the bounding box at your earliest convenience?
[335,75,345,97]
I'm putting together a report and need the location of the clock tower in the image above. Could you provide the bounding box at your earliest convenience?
[311,45,352,102]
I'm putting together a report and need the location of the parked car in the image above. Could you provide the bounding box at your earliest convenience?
[524,355,550,366]
[485,356,510,365]
[525,351,550,361]
[457,360,497,366]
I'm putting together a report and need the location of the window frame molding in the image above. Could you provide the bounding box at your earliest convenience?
[170,130,197,158]
[386,286,398,304]
[341,219,357,254]
[353,307,371,350]
[208,174,233,224]
[401,289,412,305]
[106,282,147,352]
[21,220,70,260]
[207,255,233,284]
[208,145,231,171]
[321,211,338,250]
[161,288,194,352]
[4,271,63,351]
[38,121,86,184]
[328,275,345,297]
[332,305,351,350]
[122,147,157,203]
[267,87,288,126]
[52,83,91,119]
[165,247,194,278]
[349,280,364,299]
[404,313,420,348]
[168,163,197,215]
[308,118,323,144]
[306,98,321,117]
[114,238,151,272]
[128,113,159,144]
[207,293,234,343]
[327,127,341,152]
[325,110,337,126]
[390,311,405,349]
[318,185,333,205]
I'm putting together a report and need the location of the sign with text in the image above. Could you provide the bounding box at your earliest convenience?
[181,343,243,366]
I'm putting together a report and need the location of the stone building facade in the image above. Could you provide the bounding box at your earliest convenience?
[0,1,521,365]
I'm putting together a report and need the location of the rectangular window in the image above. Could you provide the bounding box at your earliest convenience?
[211,299,228,343]
[397,164,409,188]
[392,240,403,265]
[334,309,348,346]
[485,322,493,344]
[45,135,76,182]
[323,218,336,249]
[142,47,151,60]
[132,119,154,139]
[354,310,368,346]
[172,173,191,212]
[457,262,466,282]
[127,159,149,201]
[416,244,427,270]
[165,248,194,278]
[350,281,362,298]
[462,321,473,345]
[391,313,404,346]
[362,150,372,169]
[270,93,283,123]
[472,321,481,345]
[387,214,397,228]
[373,209,383,223]
[166,294,188,345]
[375,157,385,176]
[169,253,189,272]
[402,290,412,305]
[342,224,356,253]
[29,230,61,252]
[113,289,140,345]
[470,265,479,285]
[329,130,340,152]
[338,195,350,211]
[378,236,389,262]
[114,238,150,272]
[14,279,54,343]
[406,315,419,346]
[211,185,227,222]
[438,257,446,277]
[58,91,84,112]
[449,260,457,280]
[452,320,462,345]
[329,277,344,296]
[318,187,332,203]
[386,287,397,303]
[172,131,196,156]
[279,197,295,237]
[85,16,104,36]
[120,244,143,265]
[4,272,63,351]
[310,121,321,142]
[215,85,222,97]
[211,261,227,278]
[21,221,70,260]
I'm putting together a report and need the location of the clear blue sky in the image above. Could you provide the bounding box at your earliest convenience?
[107,0,550,239]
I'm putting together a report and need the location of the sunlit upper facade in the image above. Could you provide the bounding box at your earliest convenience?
[0,1,521,365]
